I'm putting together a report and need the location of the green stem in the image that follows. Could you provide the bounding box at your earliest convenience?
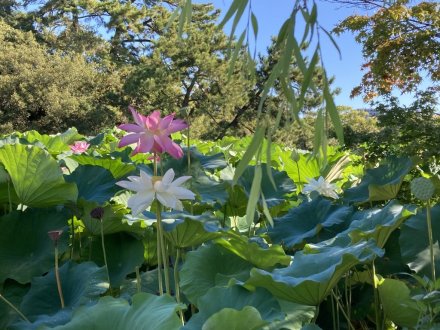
[88,236,93,261]
[331,290,355,330]
[7,179,12,213]
[295,161,301,190]
[372,261,381,330]
[70,216,74,259]
[135,266,141,293]
[156,224,164,295]
[331,289,337,330]
[427,200,436,288]
[156,204,171,294]
[54,245,65,309]
[0,293,30,323]
[153,151,164,296]
[174,248,185,325]
[100,219,111,288]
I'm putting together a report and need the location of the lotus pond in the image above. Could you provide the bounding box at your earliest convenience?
[0,119,439,329]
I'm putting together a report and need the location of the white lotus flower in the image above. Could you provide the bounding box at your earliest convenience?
[116,168,195,215]
[302,176,339,199]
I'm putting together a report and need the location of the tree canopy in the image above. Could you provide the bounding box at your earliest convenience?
[334,0,440,101]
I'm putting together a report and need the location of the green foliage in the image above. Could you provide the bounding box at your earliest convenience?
[1,127,439,329]
[364,91,440,163]
[334,0,440,100]
[0,20,124,135]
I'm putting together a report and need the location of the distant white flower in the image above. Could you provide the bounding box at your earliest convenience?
[302,176,339,199]
[116,168,195,215]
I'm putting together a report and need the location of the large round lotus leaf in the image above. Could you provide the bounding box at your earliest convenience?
[180,244,253,305]
[348,201,415,248]
[268,197,353,248]
[120,268,175,297]
[22,128,81,155]
[79,200,144,236]
[238,164,295,208]
[215,231,291,270]
[247,237,383,306]
[0,281,29,329]
[183,285,283,330]
[162,217,222,248]
[20,261,107,320]
[344,157,412,203]
[71,154,136,179]
[49,293,181,330]
[201,306,268,330]
[65,165,119,204]
[0,144,78,207]
[0,208,69,284]
[400,204,440,277]
[378,279,420,328]
[90,232,144,288]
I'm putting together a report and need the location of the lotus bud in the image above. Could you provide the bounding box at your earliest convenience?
[90,207,105,220]
[290,149,300,163]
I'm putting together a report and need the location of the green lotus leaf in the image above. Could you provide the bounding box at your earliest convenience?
[79,200,144,236]
[65,165,120,204]
[49,293,181,330]
[0,208,69,284]
[266,299,316,330]
[268,197,353,248]
[0,144,78,207]
[378,279,421,328]
[162,216,222,248]
[400,204,440,277]
[180,244,254,305]
[90,232,144,288]
[20,261,107,320]
[201,306,268,330]
[246,237,383,305]
[277,150,321,186]
[164,147,227,174]
[215,231,291,270]
[120,268,175,297]
[22,128,81,155]
[348,201,416,248]
[192,175,229,204]
[344,157,412,203]
[183,285,283,330]
[71,154,136,179]
[238,164,295,208]
[0,281,29,329]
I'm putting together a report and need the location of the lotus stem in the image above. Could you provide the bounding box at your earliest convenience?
[7,180,12,213]
[156,224,164,295]
[331,290,355,330]
[100,219,111,287]
[135,266,141,293]
[371,261,381,330]
[54,244,65,309]
[174,248,185,325]
[427,200,436,288]
[0,293,30,323]
[156,204,171,295]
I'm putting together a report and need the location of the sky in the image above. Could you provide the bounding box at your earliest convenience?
[194,0,418,110]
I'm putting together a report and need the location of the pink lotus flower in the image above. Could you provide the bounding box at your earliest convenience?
[70,141,90,154]
[118,107,187,158]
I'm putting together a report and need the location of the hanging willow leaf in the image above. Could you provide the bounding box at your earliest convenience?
[324,75,344,144]
[233,123,265,184]
[246,164,262,226]
[251,12,258,39]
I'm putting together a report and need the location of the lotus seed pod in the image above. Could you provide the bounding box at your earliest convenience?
[410,177,435,201]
